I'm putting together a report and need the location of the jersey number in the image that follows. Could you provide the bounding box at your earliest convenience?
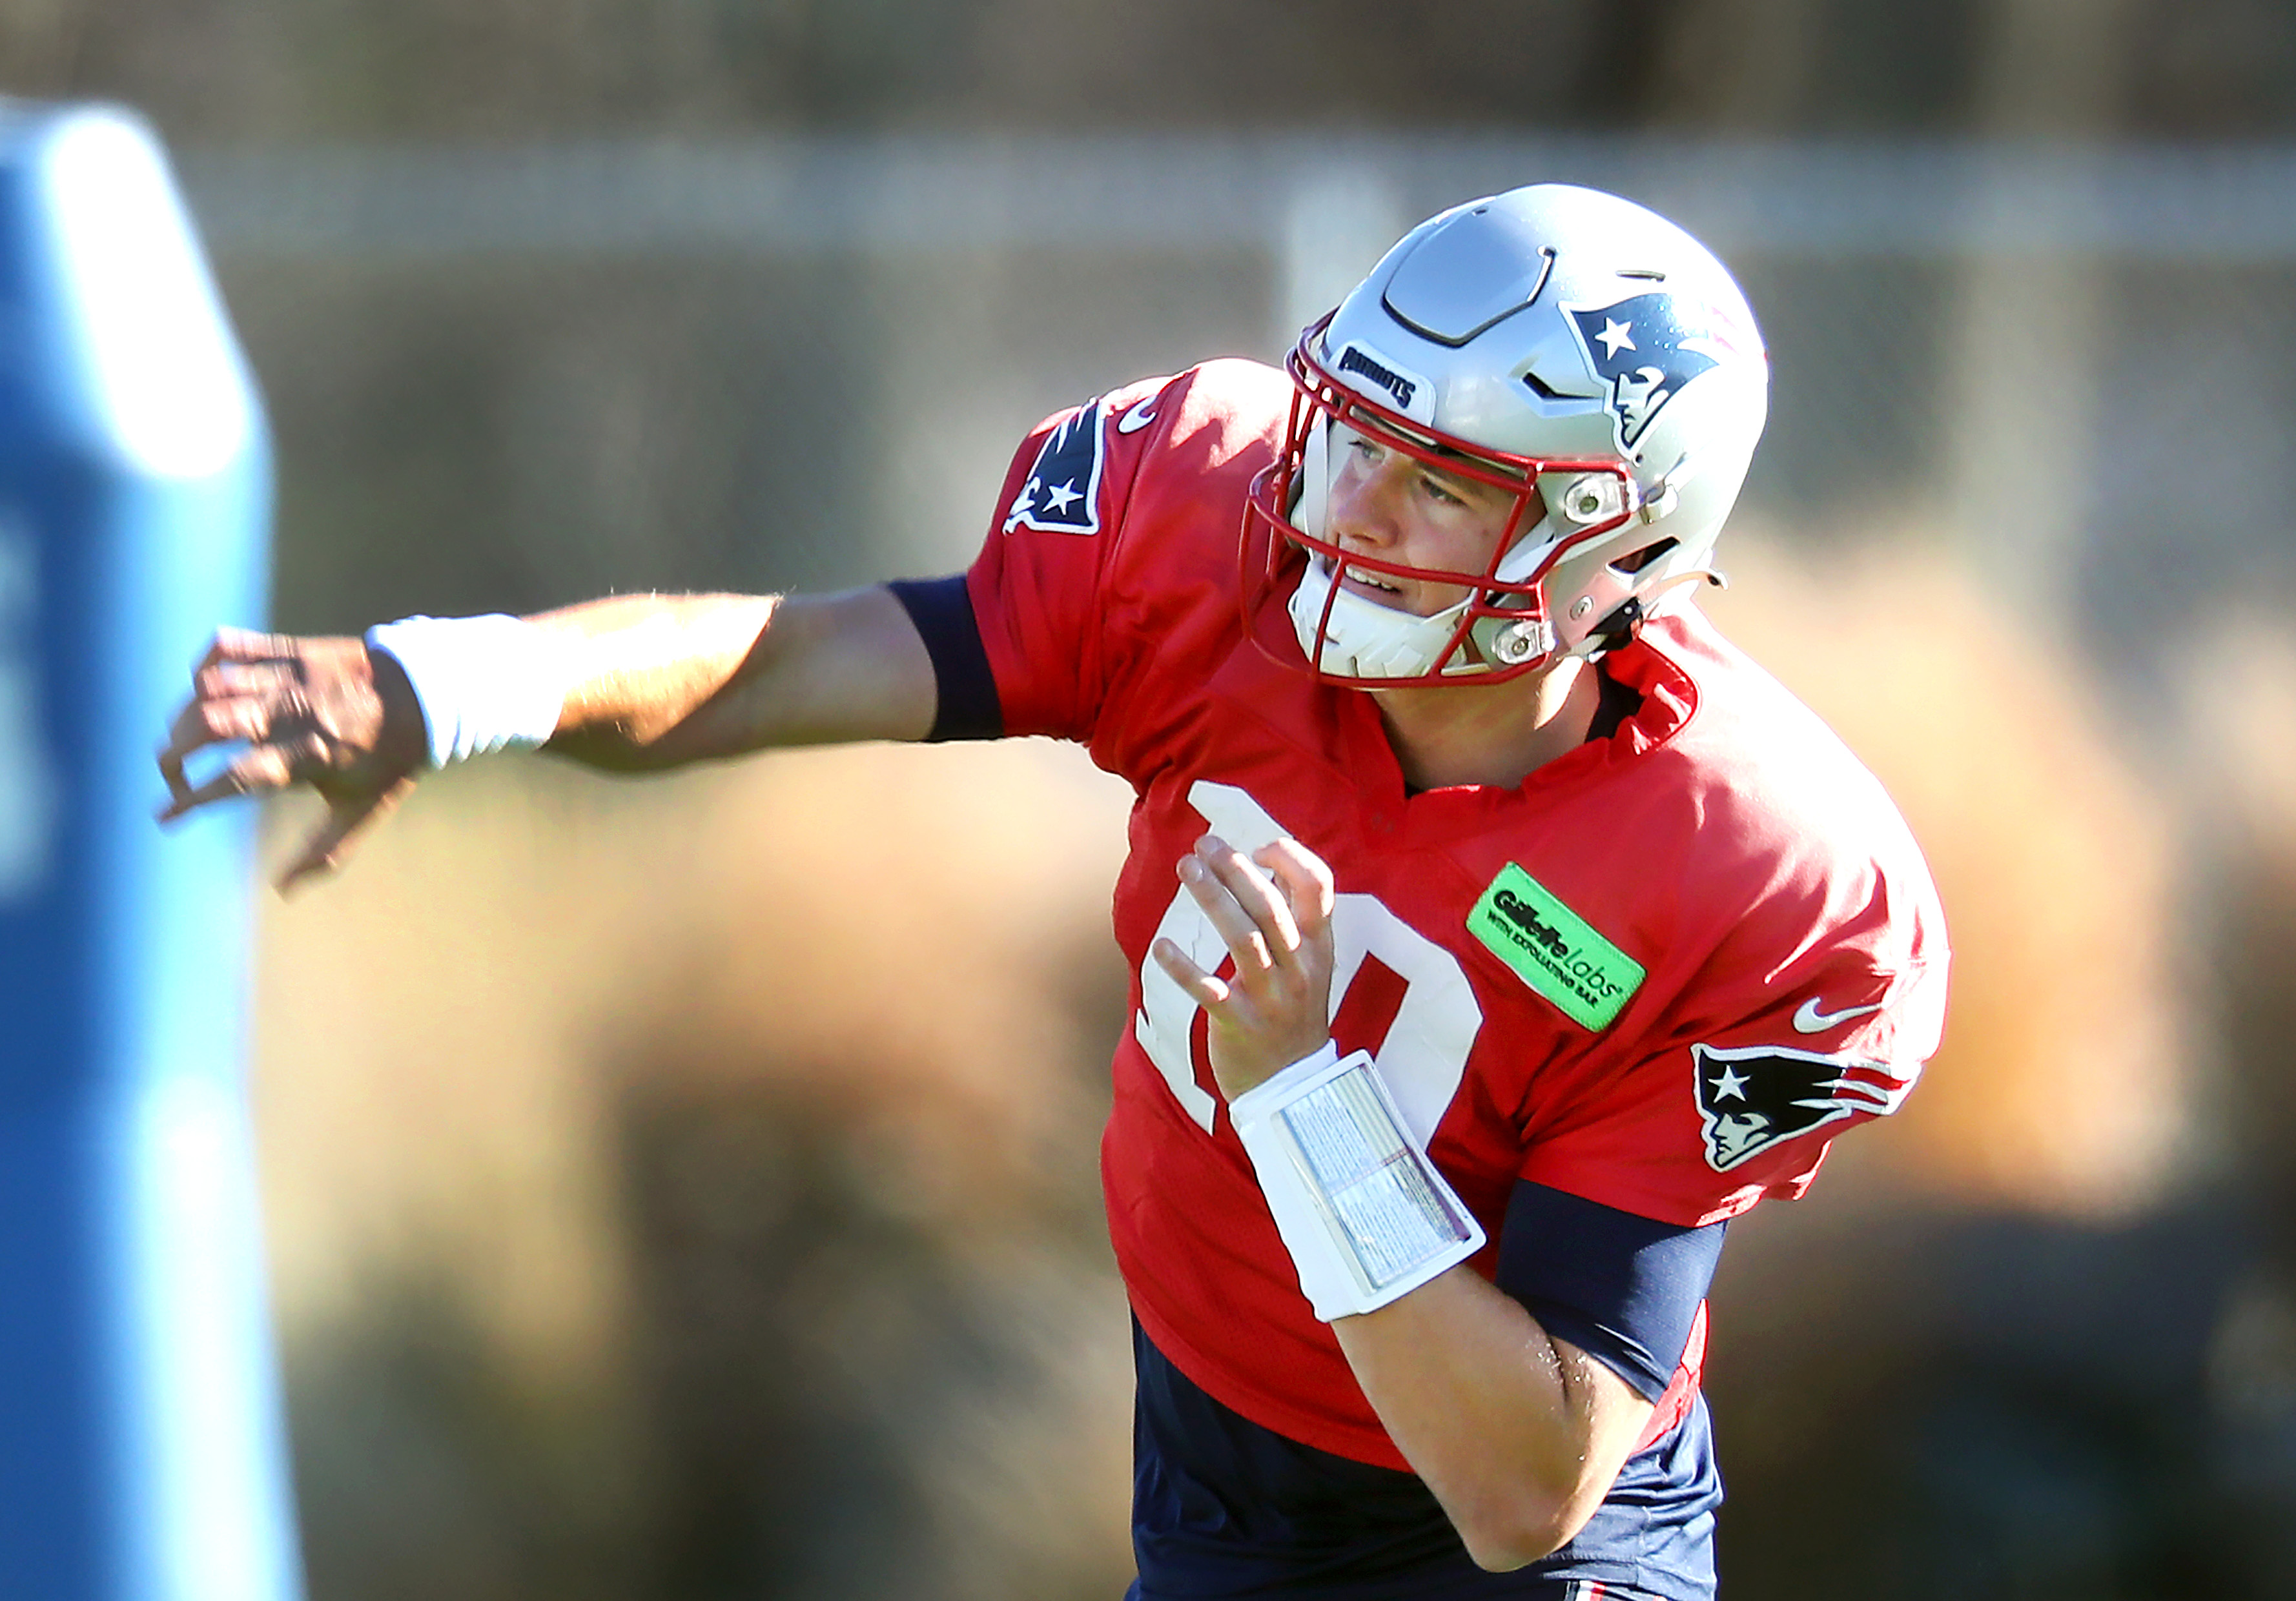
[1133,780,1484,1141]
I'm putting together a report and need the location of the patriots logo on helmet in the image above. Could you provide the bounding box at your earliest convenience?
[1565,294,1723,455]
[1691,1041,1916,1172]
[1003,398,1106,536]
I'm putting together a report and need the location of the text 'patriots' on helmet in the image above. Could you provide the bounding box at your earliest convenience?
[1240,183,1770,688]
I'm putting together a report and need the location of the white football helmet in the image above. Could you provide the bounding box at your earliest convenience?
[1242,183,1769,686]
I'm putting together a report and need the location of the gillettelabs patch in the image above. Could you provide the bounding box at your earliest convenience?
[1467,864,1644,1030]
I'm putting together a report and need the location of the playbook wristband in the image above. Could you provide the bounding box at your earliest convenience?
[365,614,572,769]
[1230,1042,1486,1321]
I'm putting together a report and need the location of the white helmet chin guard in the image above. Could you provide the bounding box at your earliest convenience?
[1241,183,1769,688]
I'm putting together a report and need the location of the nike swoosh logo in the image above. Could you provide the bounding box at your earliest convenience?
[1793,997,1883,1034]
[1117,398,1158,434]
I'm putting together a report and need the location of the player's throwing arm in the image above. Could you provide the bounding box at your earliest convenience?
[155,588,938,886]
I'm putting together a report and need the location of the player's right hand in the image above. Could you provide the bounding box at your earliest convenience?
[156,627,427,891]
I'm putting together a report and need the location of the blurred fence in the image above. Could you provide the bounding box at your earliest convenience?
[179,134,2296,712]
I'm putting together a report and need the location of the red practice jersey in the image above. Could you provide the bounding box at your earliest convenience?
[963,359,1949,1471]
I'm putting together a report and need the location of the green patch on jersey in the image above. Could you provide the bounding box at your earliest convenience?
[1468,864,1645,1030]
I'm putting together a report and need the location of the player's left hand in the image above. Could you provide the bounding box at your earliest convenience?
[1151,833,1337,1100]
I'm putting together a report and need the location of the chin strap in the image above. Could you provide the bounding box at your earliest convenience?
[1288,558,1481,680]
[1581,596,1646,659]
[1564,566,1725,663]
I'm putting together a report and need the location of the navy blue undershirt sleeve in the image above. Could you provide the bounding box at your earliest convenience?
[1495,1182,1728,1403]
[887,575,1004,742]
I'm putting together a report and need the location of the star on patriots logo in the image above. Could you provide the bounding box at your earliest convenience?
[1690,1041,1917,1172]
[1003,398,1107,536]
[1566,294,1725,455]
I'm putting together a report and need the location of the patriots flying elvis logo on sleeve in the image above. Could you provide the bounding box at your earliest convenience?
[1003,398,1107,536]
[1691,1041,1918,1172]
[1564,294,1723,456]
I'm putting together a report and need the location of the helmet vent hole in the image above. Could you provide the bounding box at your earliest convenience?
[1522,371,1568,400]
[1609,538,1679,576]
[1619,267,1667,281]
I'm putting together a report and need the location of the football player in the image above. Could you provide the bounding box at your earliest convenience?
[159,184,1947,1600]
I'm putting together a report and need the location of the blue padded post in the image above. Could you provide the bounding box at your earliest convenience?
[0,102,302,1601]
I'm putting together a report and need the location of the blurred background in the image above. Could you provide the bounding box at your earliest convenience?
[14,0,2296,1595]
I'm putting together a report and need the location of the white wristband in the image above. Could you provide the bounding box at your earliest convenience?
[1230,1042,1486,1321]
[365,614,573,769]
